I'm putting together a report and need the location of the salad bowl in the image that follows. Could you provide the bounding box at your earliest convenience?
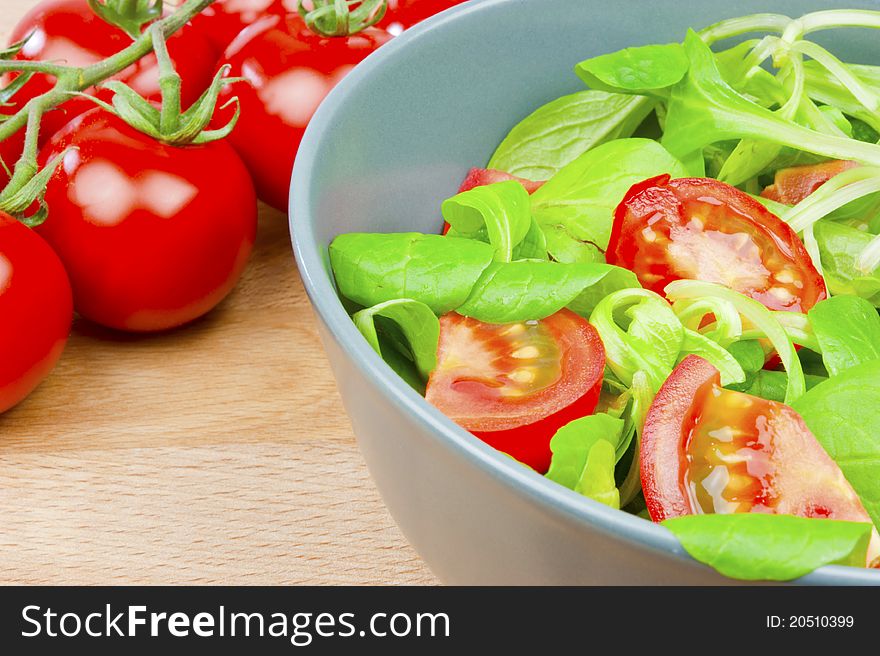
[290,0,880,584]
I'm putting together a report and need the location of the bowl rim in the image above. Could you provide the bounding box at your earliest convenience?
[289,0,880,585]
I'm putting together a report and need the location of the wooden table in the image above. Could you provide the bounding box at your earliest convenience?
[0,0,436,585]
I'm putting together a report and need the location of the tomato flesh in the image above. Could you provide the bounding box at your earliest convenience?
[425,309,605,473]
[458,168,545,194]
[761,160,858,205]
[641,355,880,566]
[607,176,827,313]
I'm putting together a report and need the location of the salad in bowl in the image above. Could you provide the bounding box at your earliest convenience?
[325,8,880,581]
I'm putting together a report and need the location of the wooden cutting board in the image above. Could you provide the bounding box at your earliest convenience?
[0,0,436,585]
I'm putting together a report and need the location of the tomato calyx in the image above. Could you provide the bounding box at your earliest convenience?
[88,0,165,39]
[0,107,71,227]
[91,22,243,146]
[298,0,388,37]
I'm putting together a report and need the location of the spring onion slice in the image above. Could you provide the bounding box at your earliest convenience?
[665,281,805,404]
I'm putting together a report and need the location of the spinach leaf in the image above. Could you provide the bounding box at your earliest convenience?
[679,329,746,385]
[814,221,880,305]
[488,90,655,181]
[545,413,625,500]
[530,138,688,259]
[352,299,440,381]
[664,514,873,581]
[804,60,880,134]
[575,43,689,97]
[540,223,604,264]
[576,440,621,508]
[728,370,827,403]
[456,260,639,324]
[329,233,494,314]
[714,40,786,108]
[441,180,532,262]
[727,339,766,375]
[793,360,880,527]
[808,295,880,376]
[513,217,549,260]
[661,31,880,169]
[376,334,427,394]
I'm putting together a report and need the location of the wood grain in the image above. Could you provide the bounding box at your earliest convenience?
[0,0,436,585]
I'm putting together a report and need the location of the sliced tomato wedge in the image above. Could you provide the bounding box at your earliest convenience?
[641,355,880,566]
[607,176,827,313]
[442,168,545,235]
[761,160,858,205]
[425,309,605,473]
[458,168,545,194]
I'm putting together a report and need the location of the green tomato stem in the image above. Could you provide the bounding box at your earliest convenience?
[0,0,214,222]
[150,22,182,134]
[88,0,166,39]
[298,0,387,37]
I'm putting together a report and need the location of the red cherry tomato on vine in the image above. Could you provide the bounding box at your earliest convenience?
[190,0,286,54]
[425,309,605,473]
[219,13,392,211]
[0,213,72,414]
[378,0,469,34]
[607,175,827,313]
[640,355,880,566]
[37,109,257,332]
[8,0,216,145]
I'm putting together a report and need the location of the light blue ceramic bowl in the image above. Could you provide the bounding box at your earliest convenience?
[290,0,880,584]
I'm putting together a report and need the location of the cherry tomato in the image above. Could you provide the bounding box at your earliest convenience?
[761,160,858,205]
[378,0,468,34]
[8,0,217,145]
[0,213,72,413]
[640,355,880,566]
[37,109,257,332]
[219,13,392,211]
[607,175,827,313]
[190,0,285,54]
[425,309,605,473]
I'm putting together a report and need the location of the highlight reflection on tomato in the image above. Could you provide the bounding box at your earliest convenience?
[37,109,258,332]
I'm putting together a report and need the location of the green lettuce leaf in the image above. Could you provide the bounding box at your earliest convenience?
[546,413,625,508]
[664,513,873,581]
[329,233,494,314]
[530,138,688,260]
[441,180,532,262]
[793,360,880,528]
[575,43,689,97]
[456,260,639,323]
[352,299,440,381]
[808,295,880,377]
[488,90,654,181]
